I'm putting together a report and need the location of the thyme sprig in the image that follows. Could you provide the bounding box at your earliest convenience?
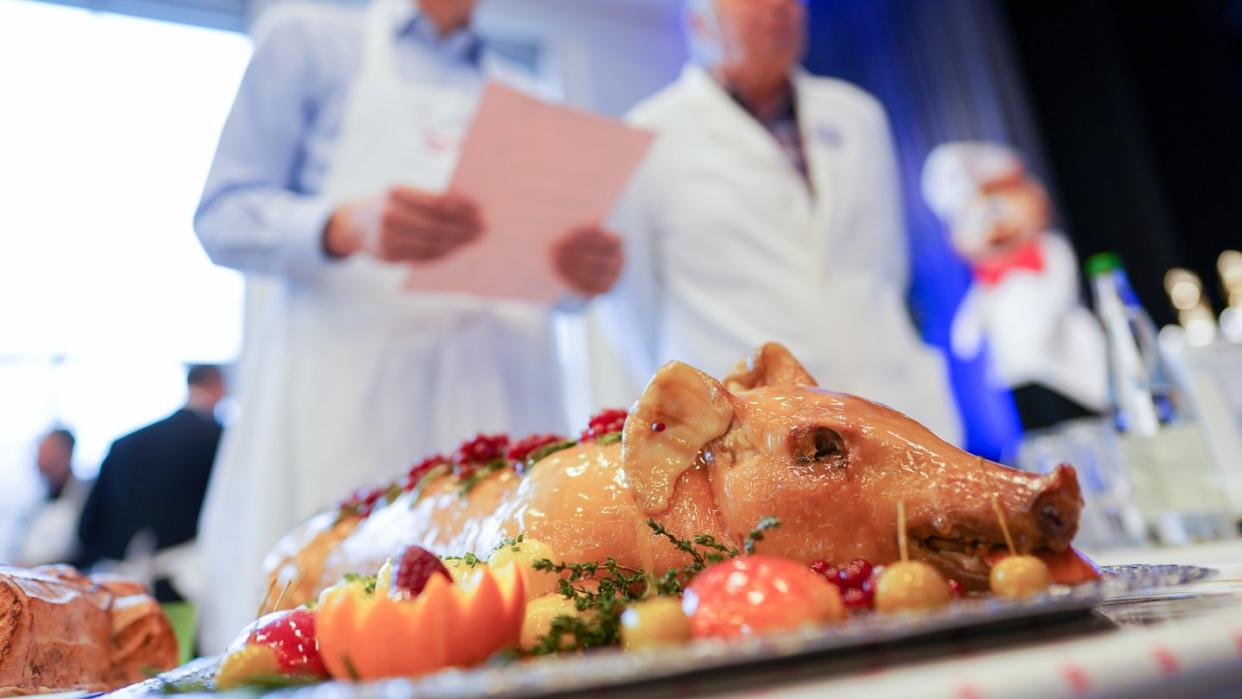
[528,557,647,654]
[442,552,484,568]
[495,534,526,552]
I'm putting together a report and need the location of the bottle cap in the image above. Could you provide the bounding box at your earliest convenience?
[1085,252,1124,277]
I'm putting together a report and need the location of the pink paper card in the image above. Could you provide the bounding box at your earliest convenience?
[403,82,654,303]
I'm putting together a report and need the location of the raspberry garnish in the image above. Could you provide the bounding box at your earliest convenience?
[392,545,452,598]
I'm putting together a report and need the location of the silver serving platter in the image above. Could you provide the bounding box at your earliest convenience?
[120,564,1213,698]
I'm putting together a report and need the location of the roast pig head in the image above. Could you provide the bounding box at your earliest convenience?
[623,343,1085,589]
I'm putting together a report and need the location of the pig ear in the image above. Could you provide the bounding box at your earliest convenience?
[723,342,818,392]
[623,361,734,515]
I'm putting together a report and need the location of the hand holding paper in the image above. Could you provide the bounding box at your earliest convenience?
[552,224,624,297]
[403,83,653,302]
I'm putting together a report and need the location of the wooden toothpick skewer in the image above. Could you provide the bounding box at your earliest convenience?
[270,579,294,614]
[256,576,279,619]
[897,500,909,563]
[991,493,1017,556]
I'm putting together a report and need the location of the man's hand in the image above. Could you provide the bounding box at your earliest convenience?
[552,225,623,297]
[324,186,483,263]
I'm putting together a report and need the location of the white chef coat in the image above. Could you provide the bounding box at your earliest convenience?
[194,0,564,652]
[588,65,961,443]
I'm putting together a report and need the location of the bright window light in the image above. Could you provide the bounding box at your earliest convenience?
[0,0,251,561]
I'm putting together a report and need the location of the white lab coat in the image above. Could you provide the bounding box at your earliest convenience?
[197,1,563,651]
[589,65,960,442]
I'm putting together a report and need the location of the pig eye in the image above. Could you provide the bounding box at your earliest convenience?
[789,425,846,464]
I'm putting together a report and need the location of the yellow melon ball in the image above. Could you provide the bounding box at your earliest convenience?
[620,597,692,651]
[216,644,280,689]
[519,594,584,651]
[489,537,560,600]
[874,561,951,614]
[989,555,1052,599]
[442,556,485,583]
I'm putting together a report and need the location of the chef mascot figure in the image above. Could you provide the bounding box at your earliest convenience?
[922,141,1108,431]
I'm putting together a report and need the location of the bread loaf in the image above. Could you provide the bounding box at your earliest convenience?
[0,566,177,695]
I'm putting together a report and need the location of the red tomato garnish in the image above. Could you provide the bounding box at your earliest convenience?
[683,555,845,639]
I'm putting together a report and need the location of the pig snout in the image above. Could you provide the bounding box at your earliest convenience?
[1031,464,1083,548]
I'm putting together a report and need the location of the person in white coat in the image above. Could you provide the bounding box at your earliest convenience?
[921,141,1108,429]
[193,0,621,651]
[589,0,960,441]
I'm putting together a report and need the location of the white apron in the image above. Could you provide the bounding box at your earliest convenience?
[198,1,563,651]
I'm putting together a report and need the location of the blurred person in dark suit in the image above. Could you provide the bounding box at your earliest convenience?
[18,427,89,566]
[76,365,226,602]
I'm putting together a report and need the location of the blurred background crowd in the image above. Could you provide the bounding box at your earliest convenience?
[1,0,1240,652]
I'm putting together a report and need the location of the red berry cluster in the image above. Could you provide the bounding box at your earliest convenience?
[810,558,877,611]
[580,408,628,441]
[339,484,389,519]
[507,433,565,467]
[453,434,510,476]
[404,454,449,490]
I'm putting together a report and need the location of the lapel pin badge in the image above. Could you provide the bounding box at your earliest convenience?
[816,124,843,148]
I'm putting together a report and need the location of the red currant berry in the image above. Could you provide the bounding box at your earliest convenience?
[837,558,874,589]
[453,434,510,466]
[248,609,327,677]
[580,408,628,441]
[407,454,448,482]
[506,434,565,463]
[947,578,964,598]
[392,545,452,598]
[808,560,841,585]
[842,580,875,611]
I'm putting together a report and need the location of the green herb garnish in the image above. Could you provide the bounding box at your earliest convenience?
[528,517,781,652]
[154,676,214,694]
[495,534,525,552]
[458,459,507,496]
[743,515,781,555]
[342,572,378,594]
[526,440,578,467]
[597,432,622,446]
[529,557,647,654]
[443,551,484,568]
